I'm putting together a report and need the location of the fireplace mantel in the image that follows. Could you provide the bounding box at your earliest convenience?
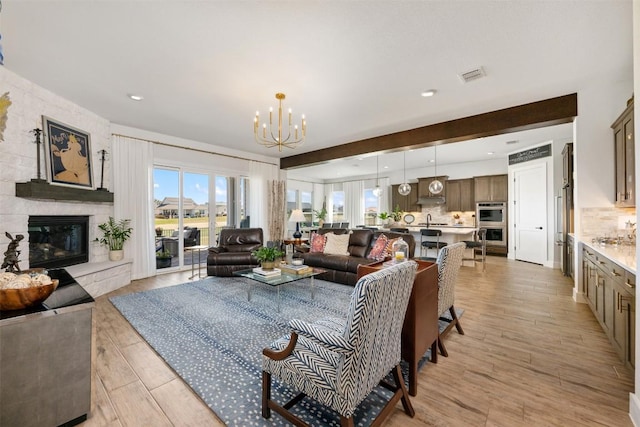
[16,180,114,203]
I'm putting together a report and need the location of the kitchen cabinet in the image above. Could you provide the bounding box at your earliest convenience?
[567,234,574,279]
[391,183,420,212]
[418,176,447,198]
[613,98,634,206]
[446,178,474,212]
[581,244,635,369]
[474,174,508,202]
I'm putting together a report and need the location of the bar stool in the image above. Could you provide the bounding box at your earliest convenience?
[390,227,409,233]
[420,229,447,259]
[462,228,487,271]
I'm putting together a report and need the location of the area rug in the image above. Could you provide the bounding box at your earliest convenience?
[111,277,400,426]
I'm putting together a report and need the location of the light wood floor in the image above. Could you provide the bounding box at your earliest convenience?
[80,256,634,427]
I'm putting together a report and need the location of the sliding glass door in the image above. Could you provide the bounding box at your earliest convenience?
[153,168,210,271]
[153,167,248,273]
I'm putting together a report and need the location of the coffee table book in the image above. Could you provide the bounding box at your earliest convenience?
[252,267,281,277]
[279,264,313,275]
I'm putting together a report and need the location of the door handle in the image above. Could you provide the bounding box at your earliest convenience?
[535,227,543,230]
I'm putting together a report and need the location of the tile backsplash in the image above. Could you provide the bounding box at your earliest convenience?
[580,207,637,238]
[401,206,476,226]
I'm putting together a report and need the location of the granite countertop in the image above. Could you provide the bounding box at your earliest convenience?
[384,226,477,235]
[579,237,636,274]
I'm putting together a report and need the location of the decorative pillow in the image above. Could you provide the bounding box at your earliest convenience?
[309,232,327,253]
[323,232,351,256]
[384,237,400,258]
[367,234,389,261]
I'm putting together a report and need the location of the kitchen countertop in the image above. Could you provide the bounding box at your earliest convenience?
[383,225,477,235]
[578,237,636,274]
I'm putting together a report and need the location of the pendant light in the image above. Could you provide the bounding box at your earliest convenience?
[372,155,383,197]
[428,145,443,194]
[398,151,411,196]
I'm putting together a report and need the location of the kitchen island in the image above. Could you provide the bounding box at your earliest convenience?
[380,225,477,258]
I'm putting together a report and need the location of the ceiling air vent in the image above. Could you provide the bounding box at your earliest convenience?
[459,67,485,83]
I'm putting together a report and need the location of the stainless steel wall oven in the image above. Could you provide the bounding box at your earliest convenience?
[476,202,507,246]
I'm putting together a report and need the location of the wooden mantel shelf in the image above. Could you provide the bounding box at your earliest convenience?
[15,180,114,203]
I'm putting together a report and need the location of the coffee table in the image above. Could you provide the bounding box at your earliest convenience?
[233,267,326,312]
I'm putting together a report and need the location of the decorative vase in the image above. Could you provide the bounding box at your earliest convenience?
[156,257,172,269]
[392,237,409,263]
[109,250,124,261]
[262,261,275,271]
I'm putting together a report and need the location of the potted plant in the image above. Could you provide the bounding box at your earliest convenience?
[155,227,163,237]
[378,212,390,225]
[156,249,172,269]
[391,205,403,224]
[252,246,284,271]
[313,206,327,227]
[97,217,133,261]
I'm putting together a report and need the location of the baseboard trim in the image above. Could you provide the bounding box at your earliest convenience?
[572,288,587,304]
[629,392,640,426]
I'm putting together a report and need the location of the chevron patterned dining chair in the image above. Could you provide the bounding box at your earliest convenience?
[435,242,466,358]
[261,261,418,427]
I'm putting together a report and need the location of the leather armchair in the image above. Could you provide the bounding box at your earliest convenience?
[207,228,263,276]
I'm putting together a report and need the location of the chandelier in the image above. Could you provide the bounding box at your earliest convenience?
[429,145,443,194]
[254,93,306,151]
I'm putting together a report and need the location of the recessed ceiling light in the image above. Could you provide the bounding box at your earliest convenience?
[429,159,435,163]
[127,94,144,101]
[487,151,495,155]
[383,165,389,169]
[421,90,437,97]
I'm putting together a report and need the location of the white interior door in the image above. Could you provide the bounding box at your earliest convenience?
[513,163,547,264]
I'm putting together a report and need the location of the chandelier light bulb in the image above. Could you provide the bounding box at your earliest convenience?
[373,185,383,197]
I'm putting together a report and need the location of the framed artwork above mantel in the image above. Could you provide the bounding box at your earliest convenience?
[43,116,93,189]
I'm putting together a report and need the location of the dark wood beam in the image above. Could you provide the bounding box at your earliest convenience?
[280,93,577,170]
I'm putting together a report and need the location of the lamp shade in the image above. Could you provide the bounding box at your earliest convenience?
[288,209,306,223]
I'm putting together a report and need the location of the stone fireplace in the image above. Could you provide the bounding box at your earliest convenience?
[28,215,89,269]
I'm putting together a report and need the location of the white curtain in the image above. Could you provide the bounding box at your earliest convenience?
[112,135,154,280]
[379,177,390,215]
[267,180,286,242]
[344,180,364,228]
[249,161,279,240]
[325,183,334,223]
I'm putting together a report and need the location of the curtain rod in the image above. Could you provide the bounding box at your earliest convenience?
[111,133,279,167]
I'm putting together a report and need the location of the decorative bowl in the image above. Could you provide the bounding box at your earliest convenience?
[0,278,59,311]
[292,259,304,266]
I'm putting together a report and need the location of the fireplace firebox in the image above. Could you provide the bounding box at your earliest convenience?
[28,216,89,269]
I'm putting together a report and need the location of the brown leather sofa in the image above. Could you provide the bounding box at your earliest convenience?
[299,228,416,286]
[207,228,263,276]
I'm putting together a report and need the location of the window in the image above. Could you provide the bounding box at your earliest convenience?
[363,188,380,226]
[301,191,312,224]
[215,176,230,236]
[287,189,298,215]
[331,190,344,222]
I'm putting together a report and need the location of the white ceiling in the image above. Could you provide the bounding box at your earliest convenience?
[1,1,632,179]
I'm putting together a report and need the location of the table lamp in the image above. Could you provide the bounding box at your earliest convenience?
[289,209,307,240]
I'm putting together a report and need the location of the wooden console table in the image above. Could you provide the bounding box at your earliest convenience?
[357,259,438,396]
